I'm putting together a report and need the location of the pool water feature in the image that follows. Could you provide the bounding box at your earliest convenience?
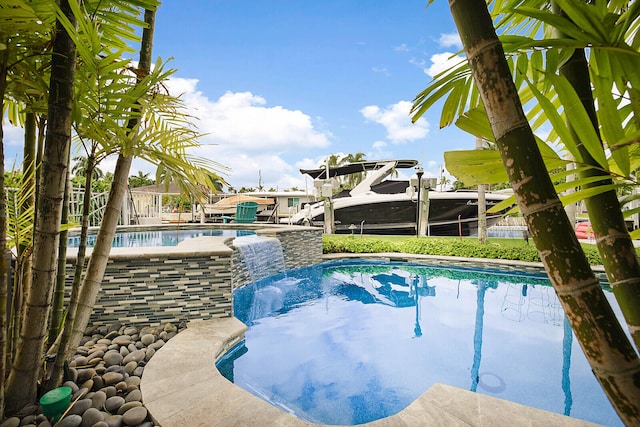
[68,227,255,248]
[233,235,286,281]
[219,259,623,427]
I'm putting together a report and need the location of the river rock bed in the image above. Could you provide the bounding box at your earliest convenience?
[1,322,184,427]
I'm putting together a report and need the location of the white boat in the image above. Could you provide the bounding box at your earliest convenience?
[282,159,512,236]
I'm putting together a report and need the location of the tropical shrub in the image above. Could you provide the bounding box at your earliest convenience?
[322,235,605,265]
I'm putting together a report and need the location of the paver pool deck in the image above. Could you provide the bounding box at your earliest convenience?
[140,254,605,427]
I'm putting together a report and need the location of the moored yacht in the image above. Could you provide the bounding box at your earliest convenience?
[283,159,512,236]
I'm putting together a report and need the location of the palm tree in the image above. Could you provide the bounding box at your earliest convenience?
[414,0,640,422]
[0,23,9,421]
[325,153,342,169]
[5,0,78,412]
[554,4,640,354]
[1,0,225,411]
[63,7,227,363]
[0,1,54,413]
[341,152,367,189]
[476,137,487,244]
[321,152,368,190]
[62,9,159,365]
[128,170,155,188]
[45,0,159,395]
[414,0,640,354]
[212,175,226,193]
[71,155,104,182]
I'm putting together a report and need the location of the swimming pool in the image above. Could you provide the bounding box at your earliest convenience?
[67,227,255,248]
[218,259,623,426]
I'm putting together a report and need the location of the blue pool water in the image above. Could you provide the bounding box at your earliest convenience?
[218,259,624,426]
[68,227,255,248]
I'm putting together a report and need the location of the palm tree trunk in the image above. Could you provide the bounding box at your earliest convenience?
[68,8,156,354]
[68,154,133,352]
[447,0,640,423]
[5,0,77,412]
[34,116,46,219]
[0,39,10,420]
[49,164,71,349]
[47,154,97,388]
[9,112,38,372]
[563,161,576,225]
[559,45,640,352]
[475,137,487,243]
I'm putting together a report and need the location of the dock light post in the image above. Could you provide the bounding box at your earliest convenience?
[415,167,424,237]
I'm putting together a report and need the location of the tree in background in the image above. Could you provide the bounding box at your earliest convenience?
[71,156,104,183]
[341,152,367,189]
[321,152,368,191]
[128,170,155,188]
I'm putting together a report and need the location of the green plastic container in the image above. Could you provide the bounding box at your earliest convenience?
[39,386,72,421]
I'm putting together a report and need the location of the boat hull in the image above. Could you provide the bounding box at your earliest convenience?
[294,192,510,236]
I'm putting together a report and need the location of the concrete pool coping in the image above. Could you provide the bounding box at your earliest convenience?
[64,223,302,260]
[322,252,607,276]
[140,254,605,427]
[140,318,601,427]
[65,235,234,259]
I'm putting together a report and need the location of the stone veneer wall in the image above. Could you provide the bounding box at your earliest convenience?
[66,252,233,327]
[66,226,323,326]
[231,226,323,290]
[274,228,324,269]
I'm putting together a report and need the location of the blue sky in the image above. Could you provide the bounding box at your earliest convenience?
[4,1,471,190]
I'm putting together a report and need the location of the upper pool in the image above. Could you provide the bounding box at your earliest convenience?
[68,227,255,248]
[219,259,623,426]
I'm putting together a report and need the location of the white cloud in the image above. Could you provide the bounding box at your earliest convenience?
[438,33,462,49]
[161,78,334,189]
[168,83,332,153]
[369,140,392,160]
[165,77,200,97]
[394,43,409,52]
[3,124,23,147]
[372,67,390,76]
[409,57,426,68]
[360,101,429,143]
[295,157,325,174]
[425,52,465,78]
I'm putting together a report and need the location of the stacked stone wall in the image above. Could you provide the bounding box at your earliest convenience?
[66,251,233,327]
[275,228,323,269]
[65,226,323,325]
[231,246,252,290]
[231,226,323,289]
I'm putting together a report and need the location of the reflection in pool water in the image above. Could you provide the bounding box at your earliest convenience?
[68,227,255,248]
[219,259,623,426]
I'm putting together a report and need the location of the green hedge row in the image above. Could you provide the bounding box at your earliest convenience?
[322,235,604,265]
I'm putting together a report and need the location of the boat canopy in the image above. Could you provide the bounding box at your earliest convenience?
[300,160,418,180]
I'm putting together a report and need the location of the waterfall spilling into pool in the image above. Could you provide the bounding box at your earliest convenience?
[233,235,286,281]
